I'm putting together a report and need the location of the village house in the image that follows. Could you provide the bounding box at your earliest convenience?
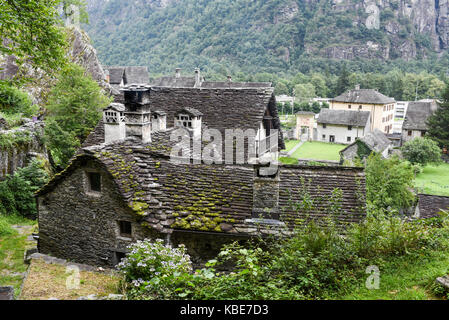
[340,129,392,162]
[295,111,316,141]
[401,101,438,145]
[36,84,366,268]
[316,109,371,144]
[105,66,150,91]
[330,85,395,134]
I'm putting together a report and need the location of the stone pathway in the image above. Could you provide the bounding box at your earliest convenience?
[287,140,304,157]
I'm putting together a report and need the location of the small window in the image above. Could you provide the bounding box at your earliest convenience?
[87,172,101,193]
[176,114,193,128]
[408,130,412,136]
[322,124,327,129]
[322,134,326,140]
[348,125,352,131]
[118,221,132,237]
[348,105,351,109]
[359,105,362,110]
[347,136,351,142]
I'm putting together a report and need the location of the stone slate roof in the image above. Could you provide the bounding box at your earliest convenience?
[296,111,315,115]
[105,66,149,85]
[417,194,449,218]
[37,141,366,235]
[106,67,125,85]
[332,89,395,104]
[83,86,284,150]
[150,76,196,88]
[123,66,149,84]
[359,129,391,153]
[177,107,203,117]
[317,109,370,127]
[200,82,272,89]
[402,101,437,131]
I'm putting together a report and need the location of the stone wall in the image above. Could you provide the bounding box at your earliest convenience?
[38,159,157,267]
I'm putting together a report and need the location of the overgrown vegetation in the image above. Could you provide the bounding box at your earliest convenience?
[44,62,111,168]
[117,210,449,300]
[0,158,50,219]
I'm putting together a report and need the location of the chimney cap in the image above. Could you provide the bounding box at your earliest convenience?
[175,68,181,78]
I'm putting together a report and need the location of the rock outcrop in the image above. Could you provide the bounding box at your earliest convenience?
[0,120,47,179]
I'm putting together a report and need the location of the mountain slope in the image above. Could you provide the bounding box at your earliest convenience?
[84,0,449,75]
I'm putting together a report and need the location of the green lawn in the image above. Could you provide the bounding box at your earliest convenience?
[290,141,346,161]
[415,163,449,196]
[282,140,301,153]
[0,215,37,297]
[338,250,449,300]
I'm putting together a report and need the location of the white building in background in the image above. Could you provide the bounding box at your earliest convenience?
[393,101,409,134]
[276,95,295,116]
[316,109,371,145]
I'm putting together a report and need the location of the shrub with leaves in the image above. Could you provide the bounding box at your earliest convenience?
[117,239,192,299]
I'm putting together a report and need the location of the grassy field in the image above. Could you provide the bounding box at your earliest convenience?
[338,250,449,300]
[0,215,36,297]
[20,259,121,300]
[415,163,449,196]
[282,140,301,153]
[290,141,346,161]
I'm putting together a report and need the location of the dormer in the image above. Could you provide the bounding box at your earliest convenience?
[103,103,126,144]
[175,107,203,139]
[152,110,166,132]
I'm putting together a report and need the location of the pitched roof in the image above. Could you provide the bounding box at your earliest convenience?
[296,111,315,116]
[200,82,272,88]
[82,86,285,150]
[150,76,196,88]
[402,101,437,131]
[105,67,125,84]
[317,109,370,127]
[37,142,366,235]
[176,107,203,117]
[359,129,391,153]
[124,66,149,84]
[417,194,449,218]
[332,89,395,104]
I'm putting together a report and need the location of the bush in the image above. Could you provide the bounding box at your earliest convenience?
[117,239,192,299]
[0,217,16,237]
[0,159,50,218]
[0,81,35,117]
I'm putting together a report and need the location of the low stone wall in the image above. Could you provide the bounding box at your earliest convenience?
[0,286,14,300]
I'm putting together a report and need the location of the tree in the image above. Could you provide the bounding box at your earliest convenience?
[0,0,67,73]
[427,83,449,148]
[336,65,351,95]
[294,83,315,102]
[44,63,111,168]
[401,137,442,166]
[365,153,415,212]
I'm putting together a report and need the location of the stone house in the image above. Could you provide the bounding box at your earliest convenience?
[295,111,315,141]
[330,86,395,134]
[36,85,366,268]
[105,66,149,91]
[401,101,438,145]
[340,129,392,162]
[415,194,449,218]
[317,109,371,144]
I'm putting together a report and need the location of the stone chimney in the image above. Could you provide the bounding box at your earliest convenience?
[175,68,181,78]
[227,75,232,83]
[103,103,126,144]
[355,84,360,90]
[194,68,202,88]
[122,87,152,143]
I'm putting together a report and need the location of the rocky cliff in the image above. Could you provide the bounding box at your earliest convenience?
[0,26,112,178]
[84,0,449,73]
